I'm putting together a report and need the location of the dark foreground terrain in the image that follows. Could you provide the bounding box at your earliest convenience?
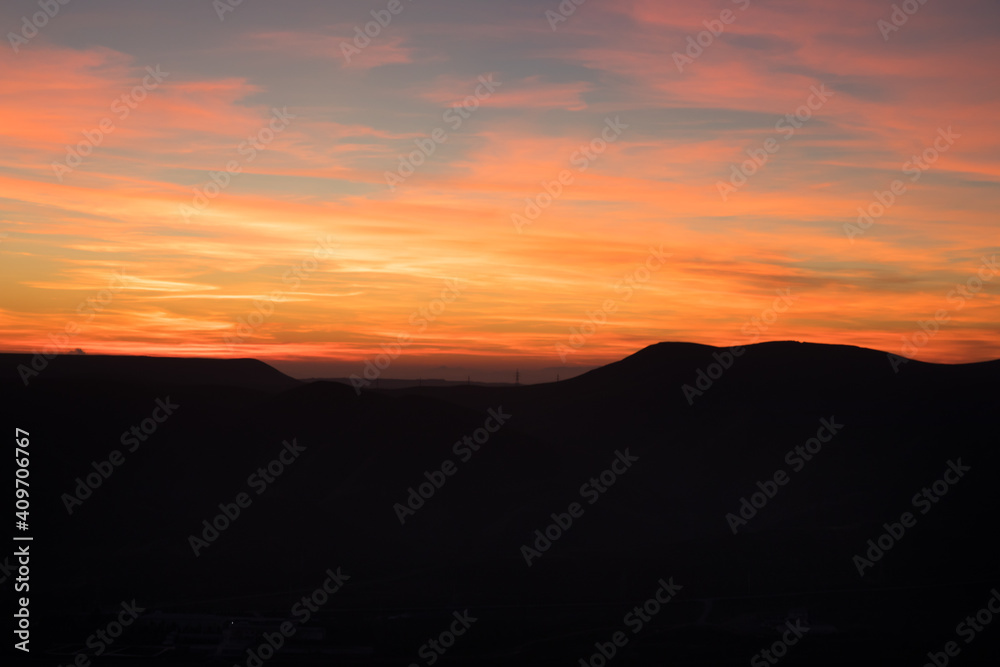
[2,342,998,665]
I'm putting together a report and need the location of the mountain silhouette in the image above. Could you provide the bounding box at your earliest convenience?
[0,353,300,392]
[4,342,998,665]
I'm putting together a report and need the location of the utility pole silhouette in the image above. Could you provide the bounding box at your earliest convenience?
[515,369,520,385]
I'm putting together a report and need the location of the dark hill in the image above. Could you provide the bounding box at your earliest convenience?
[4,342,999,665]
[0,353,301,392]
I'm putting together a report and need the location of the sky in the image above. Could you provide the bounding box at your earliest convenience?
[1,0,998,381]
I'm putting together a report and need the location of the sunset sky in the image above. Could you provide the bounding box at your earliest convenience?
[1,0,998,381]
